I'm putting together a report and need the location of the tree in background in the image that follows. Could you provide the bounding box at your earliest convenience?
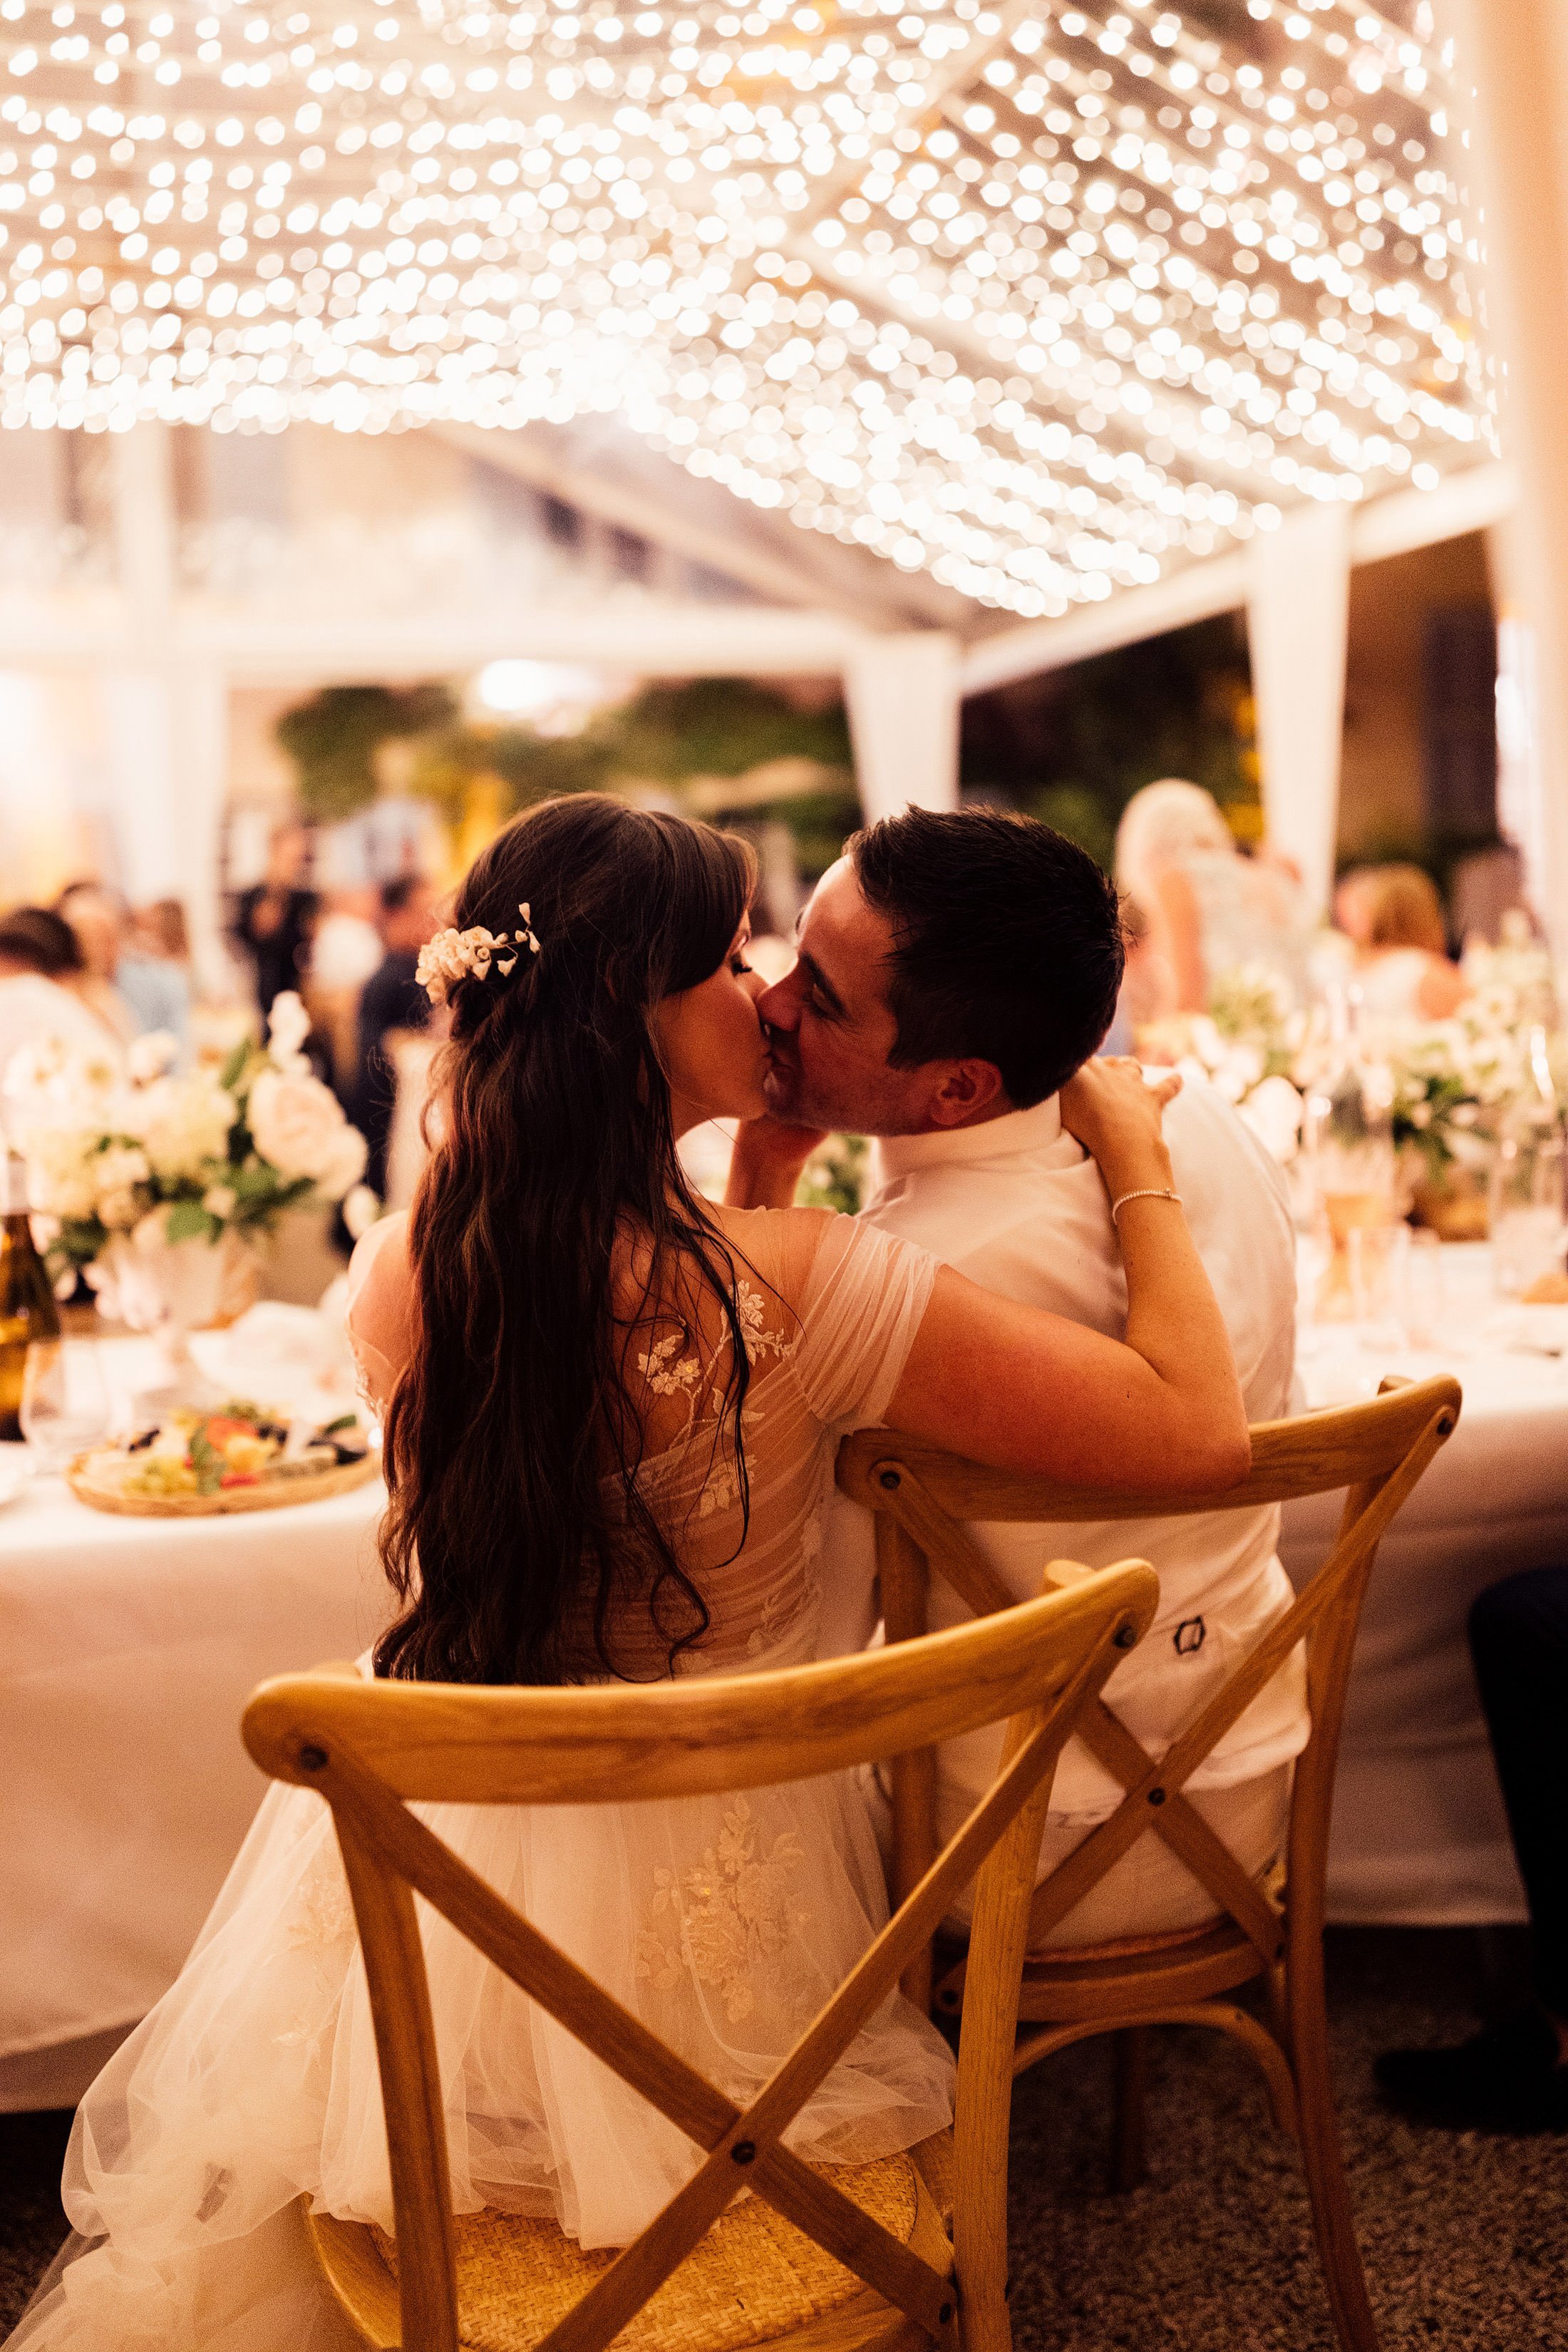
[274,684,459,822]
[960,614,1259,873]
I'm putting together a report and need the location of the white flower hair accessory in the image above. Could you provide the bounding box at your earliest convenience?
[416,904,542,1006]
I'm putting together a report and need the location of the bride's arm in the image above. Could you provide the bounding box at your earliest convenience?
[882,1059,1250,1492]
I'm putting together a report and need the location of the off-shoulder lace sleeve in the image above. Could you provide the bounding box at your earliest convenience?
[785,1211,939,1430]
[344,1212,413,1416]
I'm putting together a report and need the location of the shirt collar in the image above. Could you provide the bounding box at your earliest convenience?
[872,1093,1069,1185]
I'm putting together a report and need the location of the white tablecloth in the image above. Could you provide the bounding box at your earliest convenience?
[1281,1244,1568,1927]
[6,1251,1564,2110]
[0,1319,389,2109]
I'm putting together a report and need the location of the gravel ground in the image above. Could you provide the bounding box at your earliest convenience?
[3,1928,1562,2349]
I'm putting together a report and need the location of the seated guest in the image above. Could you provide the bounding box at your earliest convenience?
[1343,863,1468,1021]
[58,882,193,1056]
[349,874,442,1197]
[1377,1566,1568,2130]
[0,907,123,1083]
[734,808,1304,1946]
[1114,778,1309,1014]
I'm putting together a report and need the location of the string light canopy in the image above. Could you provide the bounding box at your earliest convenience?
[0,0,1492,615]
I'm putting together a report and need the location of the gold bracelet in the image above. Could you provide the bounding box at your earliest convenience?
[1110,1186,1182,1223]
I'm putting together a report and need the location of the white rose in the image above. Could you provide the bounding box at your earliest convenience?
[95,1143,150,1195]
[202,1183,237,1220]
[249,1066,361,1186]
[341,1182,380,1240]
[1237,1074,1304,1165]
[315,1122,369,1202]
[130,1076,235,1182]
[267,990,313,1072]
[98,1187,142,1231]
[21,1127,100,1221]
[127,1030,178,1085]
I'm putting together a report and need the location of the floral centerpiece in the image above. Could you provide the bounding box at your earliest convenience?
[1138,964,1308,1165]
[1138,918,1564,1242]
[4,994,372,1398]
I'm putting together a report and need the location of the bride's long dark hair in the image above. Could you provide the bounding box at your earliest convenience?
[374,793,758,1688]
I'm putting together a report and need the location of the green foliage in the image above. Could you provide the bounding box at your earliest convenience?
[163,1199,218,1245]
[967,615,1257,873]
[275,682,460,820]
[289,674,861,882]
[410,721,615,818]
[592,677,852,784]
[798,1134,869,1217]
[1023,785,1119,877]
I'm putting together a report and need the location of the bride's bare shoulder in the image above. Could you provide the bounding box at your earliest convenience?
[704,1202,847,1293]
[345,1212,416,1376]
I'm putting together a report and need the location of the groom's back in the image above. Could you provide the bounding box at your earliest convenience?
[822,1076,1306,1827]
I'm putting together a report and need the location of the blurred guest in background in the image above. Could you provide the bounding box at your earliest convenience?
[348,875,441,1197]
[0,906,123,1082]
[1342,863,1468,1021]
[1115,778,1307,1016]
[136,899,190,966]
[307,887,386,1089]
[58,882,191,1052]
[54,882,136,1043]
[232,820,317,1017]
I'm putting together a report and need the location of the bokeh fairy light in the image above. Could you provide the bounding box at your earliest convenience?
[0,0,1492,613]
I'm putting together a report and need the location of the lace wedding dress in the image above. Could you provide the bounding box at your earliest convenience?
[14,1208,956,2351]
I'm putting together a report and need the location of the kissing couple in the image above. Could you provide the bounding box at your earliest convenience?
[18,793,1299,2352]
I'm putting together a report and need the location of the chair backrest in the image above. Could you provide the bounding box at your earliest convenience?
[836,1376,1460,1974]
[242,1564,1158,2352]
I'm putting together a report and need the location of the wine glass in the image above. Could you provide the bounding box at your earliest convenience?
[20,1339,112,1474]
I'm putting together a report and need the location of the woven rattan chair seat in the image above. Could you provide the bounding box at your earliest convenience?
[366,2152,924,2352]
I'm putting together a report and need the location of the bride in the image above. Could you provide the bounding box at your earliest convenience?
[13,795,1248,2350]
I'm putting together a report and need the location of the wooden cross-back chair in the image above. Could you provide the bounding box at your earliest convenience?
[242,1562,1158,2352]
[836,1373,1461,2352]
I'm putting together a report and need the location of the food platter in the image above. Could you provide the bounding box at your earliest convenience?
[65,1400,381,1517]
[68,1444,380,1517]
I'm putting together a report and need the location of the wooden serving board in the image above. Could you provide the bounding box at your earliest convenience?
[67,1448,381,1517]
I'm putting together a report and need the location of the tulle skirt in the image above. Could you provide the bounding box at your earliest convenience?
[11,1704,954,2351]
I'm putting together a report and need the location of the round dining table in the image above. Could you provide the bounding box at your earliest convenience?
[5,1247,1566,2115]
[0,1310,391,2113]
[1280,1241,1568,1929]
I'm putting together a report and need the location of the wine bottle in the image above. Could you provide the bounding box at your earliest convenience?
[0,1154,62,1443]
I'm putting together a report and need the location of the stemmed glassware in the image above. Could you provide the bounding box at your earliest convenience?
[20,1339,112,1475]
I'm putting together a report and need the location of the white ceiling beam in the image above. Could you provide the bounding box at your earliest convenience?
[0,597,871,679]
[1346,458,1516,567]
[959,551,1252,696]
[959,460,1517,697]
[178,602,872,683]
[430,421,892,627]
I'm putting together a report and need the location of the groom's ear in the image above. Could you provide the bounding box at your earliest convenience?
[924,1058,1007,1129]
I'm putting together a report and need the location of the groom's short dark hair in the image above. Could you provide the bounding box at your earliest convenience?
[850,808,1124,1107]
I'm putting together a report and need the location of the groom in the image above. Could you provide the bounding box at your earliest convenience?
[729,806,1306,1945]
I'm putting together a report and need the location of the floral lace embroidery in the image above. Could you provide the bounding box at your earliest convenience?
[284,1847,356,1951]
[635,1799,812,2023]
[745,1576,805,1658]
[736,1281,797,1366]
[697,1461,742,1520]
[638,1328,702,1397]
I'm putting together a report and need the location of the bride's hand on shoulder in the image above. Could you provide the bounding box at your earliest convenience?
[1059,1056,1181,1196]
[726,1113,829,1211]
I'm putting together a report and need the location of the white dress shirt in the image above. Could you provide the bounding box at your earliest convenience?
[819,1079,1310,1824]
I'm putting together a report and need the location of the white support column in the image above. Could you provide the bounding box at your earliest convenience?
[111,421,177,649]
[1246,501,1351,922]
[1440,0,1568,956]
[844,634,961,824]
[103,423,229,979]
